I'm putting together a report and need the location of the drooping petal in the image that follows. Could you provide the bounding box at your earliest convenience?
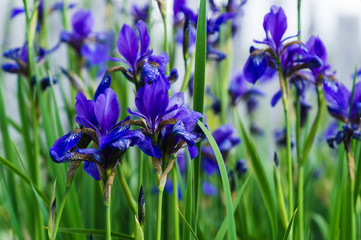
[263,5,287,51]
[2,63,21,74]
[11,8,25,18]
[98,125,130,150]
[173,106,202,132]
[83,162,101,180]
[117,24,139,72]
[72,9,94,37]
[271,90,282,107]
[134,133,162,158]
[243,52,268,84]
[49,131,82,162]
[94,88,120,135]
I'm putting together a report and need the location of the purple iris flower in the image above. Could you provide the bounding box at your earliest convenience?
[202,124,241,175]
[229,72,264,107]
[2,42,59,87]
[2,43,46,76]
[305,36,336,84]
[110,20,177,88]
[323,80,361,124]
[127,78,202,159]
[60,9,113,66]
[243,6,322,85]
[131,3,149,24]
[49,75,156,181]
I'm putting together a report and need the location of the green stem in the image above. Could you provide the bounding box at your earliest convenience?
[52,186,71,240]
[137,150,144,199]
[105,192,112,240]
[276,58,293,219]
[116,166,137,214]
[172,168,180,240]
[156,188,164,240]
[298,164,304,240]
[345,148,356,240]
[160,11,169,75]
[180,52,195,92]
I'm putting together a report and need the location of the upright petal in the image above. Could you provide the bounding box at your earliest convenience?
[263,5,287,51]
[72,10,94,37]
[94,88,120,135]
[75,92,98,127]
[94,73,112,101]
[136,20,151,60]
[135,79,169,130]
[117,24,139,72]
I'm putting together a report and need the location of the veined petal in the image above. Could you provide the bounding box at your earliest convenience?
[49,131,82,162]
[83,162,100,180]
[243,52,268,84]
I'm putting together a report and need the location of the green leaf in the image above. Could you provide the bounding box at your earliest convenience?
[311,213,329,240]
[183,159,193,240]
[282,208,298,240]
[11,140,49,220]
[0,155,49,206]
[177,206,199,240]
[192,0,207,229]
[197,121,237,240]
[215,176,250,240]
[134,215,144,240]
[233,109,278,239]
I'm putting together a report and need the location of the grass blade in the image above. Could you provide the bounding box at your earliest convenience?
[282,208,298,240]
[177,206,199,240]
[215,176,250,240]
[233,108,278,239]
[197,121,237,240]
[0,155,49,205]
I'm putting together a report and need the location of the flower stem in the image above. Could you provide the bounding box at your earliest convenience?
[116,166,137,214]
[298,164,304,240]
[345,145,356,240]
[156,188,164,240]
[276,58,293,219]
[173,167,180,240]
[52,186,71,240]
[105,193,112,240]
[137,150,144,198]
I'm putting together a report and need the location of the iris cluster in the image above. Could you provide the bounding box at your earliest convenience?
[50,20,204,191]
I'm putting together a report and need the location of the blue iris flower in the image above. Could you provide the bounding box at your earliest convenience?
[49,74,157,181]
[60,9,113,68]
